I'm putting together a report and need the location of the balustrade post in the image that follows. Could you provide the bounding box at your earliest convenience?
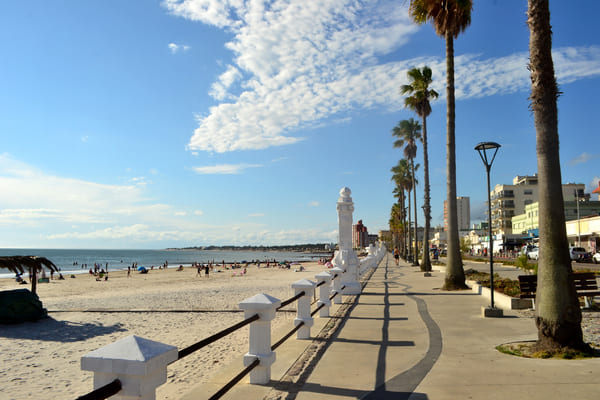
[239,293,281,384]
[291,279,316,339]
[330,266,344,305]
[315,271,333,317]
[81,335,178,400]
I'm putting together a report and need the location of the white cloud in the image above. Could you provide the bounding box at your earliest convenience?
[569,152,600,166]
[0,154,337,246]
[192,163,262,174]
[168,42,191,53]
[248,213,264,217]
[210,65,242,100]
[164,1,600,154]
[0,154,181,233]
[130,176,151,186]
[308,201,319,207]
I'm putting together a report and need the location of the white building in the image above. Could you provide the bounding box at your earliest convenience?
[444,196,470,232]
[457,196,470,231]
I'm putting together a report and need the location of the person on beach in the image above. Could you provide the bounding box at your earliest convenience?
[204,264,209,278]
[197,264,202,276]
[127,266,131,277]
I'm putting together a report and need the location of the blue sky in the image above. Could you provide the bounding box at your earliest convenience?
[1,0,599,249]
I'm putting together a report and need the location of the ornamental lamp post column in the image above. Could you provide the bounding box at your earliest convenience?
[475,141,503,318]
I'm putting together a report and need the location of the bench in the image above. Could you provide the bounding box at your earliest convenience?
[518,272,600,308]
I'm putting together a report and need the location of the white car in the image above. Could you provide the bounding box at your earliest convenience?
[527,247,539,260]
[593,252,600,264]
[569,247,587,262]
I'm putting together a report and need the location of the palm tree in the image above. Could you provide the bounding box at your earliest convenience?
[391,160,412,259]
[401,66,439,273]
[527,0,587,352]
[389,202,404,254]
[393,119,421,266]
[409,0,472,289]
[0,256,58,295]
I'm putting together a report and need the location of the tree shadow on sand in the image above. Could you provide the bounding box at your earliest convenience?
[0,316,127,342]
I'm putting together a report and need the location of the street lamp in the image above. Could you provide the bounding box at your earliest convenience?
[575,188,581,247]
[475,141,503,318]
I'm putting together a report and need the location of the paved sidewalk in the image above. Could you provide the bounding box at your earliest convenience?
[183,255,600,400]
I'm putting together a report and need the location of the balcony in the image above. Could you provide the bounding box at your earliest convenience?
[492,190,515,200]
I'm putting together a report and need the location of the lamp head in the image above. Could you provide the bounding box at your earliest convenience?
[474,142,501,151]
[475,141,501,169]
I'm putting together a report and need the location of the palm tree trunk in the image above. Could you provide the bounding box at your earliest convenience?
[407,188,412,262]
[422,116,431,272]
[402,192,407,258]
[30,267,37,295]
[411,158,419,266]
[443,32,467,290]
[528,0,585,351]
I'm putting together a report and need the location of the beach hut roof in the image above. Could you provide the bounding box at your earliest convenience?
[0,256,58,275]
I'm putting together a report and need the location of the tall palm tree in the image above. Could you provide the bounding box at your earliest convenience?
[409,0,472,289]
[527,0,586,352]
[401,66,438,273]
[391,188,405,253]
[0,256,58,295]
[389,202,404,253]
[393,119,422,266]
[391,160,412,259]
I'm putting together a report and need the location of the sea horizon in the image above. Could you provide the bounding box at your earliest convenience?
[0,248,331,279]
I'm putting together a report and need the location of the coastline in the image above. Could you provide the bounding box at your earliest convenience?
[0,261,325,400]
[0,248,333,279]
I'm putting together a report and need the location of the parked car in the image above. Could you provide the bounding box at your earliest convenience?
[521,244,536,256]
[527,247,539,260]
[592,252,600,264]
[569,247,588,262]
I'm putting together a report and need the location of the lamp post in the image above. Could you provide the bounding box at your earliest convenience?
[575,188,581,247]
[475,141,503,318]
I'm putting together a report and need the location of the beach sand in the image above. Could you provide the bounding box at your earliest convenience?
[0,262,324,400]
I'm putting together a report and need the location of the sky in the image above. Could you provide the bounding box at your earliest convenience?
[1,0,599,249]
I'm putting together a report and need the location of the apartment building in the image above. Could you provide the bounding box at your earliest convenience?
[491,174,585,237]
[512,200,600,235]
[353,220,369,249]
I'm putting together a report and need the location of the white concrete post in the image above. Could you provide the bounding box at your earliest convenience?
[315,271,333,317]
[330,266,344,305]
[239,293,281,384]
[291,279,316,339]
[332,187,361,294]
[81,335,178,400]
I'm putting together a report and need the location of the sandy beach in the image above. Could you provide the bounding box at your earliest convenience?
[0,262,324,400]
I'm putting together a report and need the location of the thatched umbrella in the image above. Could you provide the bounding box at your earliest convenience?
[0,256,58,295]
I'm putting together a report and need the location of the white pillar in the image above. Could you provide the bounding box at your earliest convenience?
[330,266,344,305]
[332,187,361,294]
[291,279,316,339]
[239,293,280,384]
[81,335,178,400]
[315,271,333,317]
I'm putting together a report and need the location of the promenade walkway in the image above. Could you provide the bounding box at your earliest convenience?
[183,254,600,400]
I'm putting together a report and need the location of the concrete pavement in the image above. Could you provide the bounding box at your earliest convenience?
[183,254,600,400]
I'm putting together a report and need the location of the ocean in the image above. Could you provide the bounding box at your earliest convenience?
[0,248,329,278]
